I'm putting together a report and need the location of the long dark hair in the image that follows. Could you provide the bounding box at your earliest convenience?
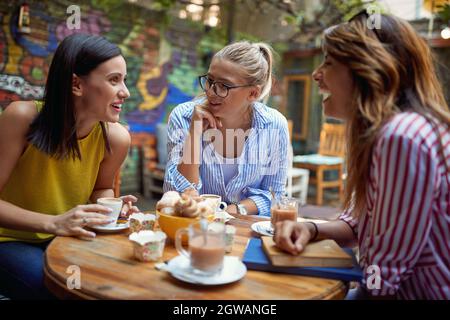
[323,13,449,216]
[27,34,122,160]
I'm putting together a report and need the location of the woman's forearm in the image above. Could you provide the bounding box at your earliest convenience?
[306,220,357,247]
[177,163,200,184]
[177,126,202,184]
[0,199,53,234]
[240,199,258,215]
[227,198,259,215]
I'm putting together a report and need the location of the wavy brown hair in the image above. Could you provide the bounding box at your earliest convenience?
[322,13,450,216]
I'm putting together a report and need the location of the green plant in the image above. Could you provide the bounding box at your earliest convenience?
[436,3,450,23]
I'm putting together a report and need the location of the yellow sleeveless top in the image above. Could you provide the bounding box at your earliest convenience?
[0,101,105,243]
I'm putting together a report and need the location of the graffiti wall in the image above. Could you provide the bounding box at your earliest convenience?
[0,0,204,134]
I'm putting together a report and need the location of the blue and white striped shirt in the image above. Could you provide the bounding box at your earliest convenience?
[163,100,289,216]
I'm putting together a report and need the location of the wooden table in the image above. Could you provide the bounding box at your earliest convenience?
[44,214,347,300]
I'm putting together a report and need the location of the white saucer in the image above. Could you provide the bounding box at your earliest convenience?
[251,221,274,237]
[90,222,129,233]
[251,218,329,237]
[166,255,247,285]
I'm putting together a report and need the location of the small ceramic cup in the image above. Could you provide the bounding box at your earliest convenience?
[97,197,123,228]
[201,194,228,212]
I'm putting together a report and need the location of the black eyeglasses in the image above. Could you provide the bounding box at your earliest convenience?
[198,75,253,98]
[348,9,382,41]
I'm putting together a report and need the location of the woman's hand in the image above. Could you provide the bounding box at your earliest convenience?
[119,194,139,219]
[48,204,115,239]
[226,204,238,214]
[191,103,222,132]
[273,221,313,255]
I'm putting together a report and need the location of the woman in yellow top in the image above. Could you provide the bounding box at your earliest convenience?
[0,34,138,299]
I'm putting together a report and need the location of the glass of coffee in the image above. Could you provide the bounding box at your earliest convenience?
[175,220,226,276]
[270,196,299,229]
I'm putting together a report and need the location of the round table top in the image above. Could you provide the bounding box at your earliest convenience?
[44,214,347,300]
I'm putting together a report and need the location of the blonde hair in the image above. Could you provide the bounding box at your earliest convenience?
[323,14,450,216]
[214,41,274,101]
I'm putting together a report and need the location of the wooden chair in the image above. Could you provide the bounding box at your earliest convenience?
[138,133,165,198]
[293,123,346,205]
[112,130,160,198]
[112,124,131,198]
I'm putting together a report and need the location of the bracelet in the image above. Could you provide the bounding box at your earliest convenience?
[307,221,319,242]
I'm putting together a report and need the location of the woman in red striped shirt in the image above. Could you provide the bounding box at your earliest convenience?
[274,11,450,299]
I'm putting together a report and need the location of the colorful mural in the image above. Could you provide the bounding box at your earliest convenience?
[0,0,204,134]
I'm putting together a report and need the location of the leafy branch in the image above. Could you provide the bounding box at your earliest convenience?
[149,0,373,45]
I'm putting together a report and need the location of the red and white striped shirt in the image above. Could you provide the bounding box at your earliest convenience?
[339,112,450,299]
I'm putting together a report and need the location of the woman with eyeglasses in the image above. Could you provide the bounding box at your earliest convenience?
[274,12,450,299]
[164,41,289,216]
[0,34,139,299]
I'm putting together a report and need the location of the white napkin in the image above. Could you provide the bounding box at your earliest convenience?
[214,211,235,223]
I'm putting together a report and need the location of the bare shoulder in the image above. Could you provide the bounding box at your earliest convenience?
[0,101,37,136]
[0,101,37,162]
[1,101,38,123]
[106,122,131,149]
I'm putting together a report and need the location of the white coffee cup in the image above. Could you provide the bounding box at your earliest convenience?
[97,197,123,228]
[201,194,227,212]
